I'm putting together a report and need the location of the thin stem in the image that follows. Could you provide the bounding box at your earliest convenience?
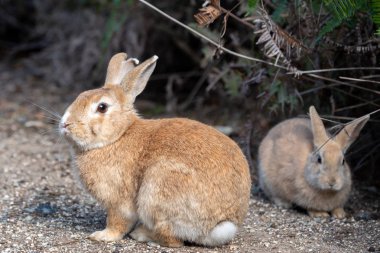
[335,98,380,112]
[139,0,380,76]
[289,67,380,75]
[138,0,288,70]
[352,142,380,171]
[308,74,380,95]
[220,7,256,30]
[360,75,380,79]
[339,76,380,85]
[320,114,380,123]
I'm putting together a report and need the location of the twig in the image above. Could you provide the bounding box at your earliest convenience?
[299,74,380,107]
[314,108,380,153]
[289,67,380,75]
[138,0,288,70]
[220,7,256,30]
[339,76,380,85]
[308,74,380,95]
[346,139,380,158]
[330,87,380,107]
[335,98,380,112]
[179,62,214,111]
[353,143,380,171]
[320,109,380,123]
[206,67,230,92]
[360,75,380,79]
[139,0,380,78]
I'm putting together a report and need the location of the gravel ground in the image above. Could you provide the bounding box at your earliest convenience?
[0,76,379,253]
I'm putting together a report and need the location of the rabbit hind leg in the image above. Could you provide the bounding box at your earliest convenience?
[199,221,237,246]
[130,222,184,248]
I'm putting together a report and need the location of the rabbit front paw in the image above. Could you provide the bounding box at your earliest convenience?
[88,228,124,242]
[129,225,152,242]
[331,208,346,219]
[308,210,330,218]
[272,197,292,208]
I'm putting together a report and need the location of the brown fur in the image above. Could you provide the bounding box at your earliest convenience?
[60,53,251,247]
[258,106,369,218]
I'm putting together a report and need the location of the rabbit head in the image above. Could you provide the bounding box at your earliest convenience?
[305,106,369,191]
[59,53,158,150]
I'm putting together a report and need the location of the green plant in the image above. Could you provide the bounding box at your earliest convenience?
[246,0,259,15]
[271,0,288,24]
[318,0,380,39]
[267,81,299,114]
[371,0,380,34]
[223,70,243,97]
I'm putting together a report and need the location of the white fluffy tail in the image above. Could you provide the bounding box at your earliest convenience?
[201,221,237,246]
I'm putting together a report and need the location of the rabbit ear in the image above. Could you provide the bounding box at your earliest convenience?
[104,53,140,86]
[121,55,158,103]
[309,106,328,147]
[335,115,369,152]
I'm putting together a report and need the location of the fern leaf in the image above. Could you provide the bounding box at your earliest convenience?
[370,0,380,35]
[323,0,366,20]
[318,0,367,40]
[254,8,309,74]
[317,17,343,41]
[323,37,380,53]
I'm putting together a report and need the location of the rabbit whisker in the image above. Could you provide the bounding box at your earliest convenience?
[38,128,60,140]
[42,115,61,123]
[26,100,62,120]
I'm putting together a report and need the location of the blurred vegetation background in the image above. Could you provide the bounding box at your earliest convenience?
[0,0,379,184]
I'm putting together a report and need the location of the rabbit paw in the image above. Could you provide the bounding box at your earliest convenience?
[89,229,124,242]
[129,225,152,242]
[331,208,346,219]
[273,197,292,208]
[130,224,183,248]
[308,210,330,218]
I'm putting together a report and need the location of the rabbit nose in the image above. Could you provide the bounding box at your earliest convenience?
[328,180,336,188]
[60,122,69,128]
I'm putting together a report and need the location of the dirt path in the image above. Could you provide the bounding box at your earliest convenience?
[0,78,379,253]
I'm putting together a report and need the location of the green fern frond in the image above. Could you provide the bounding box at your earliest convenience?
[322,0,366,21]
[317,0,368,40]
[317,16,344,41]
[370,0,380,35]
[328,0,356,19]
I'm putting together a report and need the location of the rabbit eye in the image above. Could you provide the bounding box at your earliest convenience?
[97,103,108,113]
[317,155,322,164]
[342,158,345,165]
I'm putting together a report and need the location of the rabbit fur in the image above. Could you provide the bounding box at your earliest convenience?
[60,53,251,247]
[258,106,369,219]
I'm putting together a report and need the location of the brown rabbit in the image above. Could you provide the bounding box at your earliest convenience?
[59,53,251,247]
[258,106,369,219]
